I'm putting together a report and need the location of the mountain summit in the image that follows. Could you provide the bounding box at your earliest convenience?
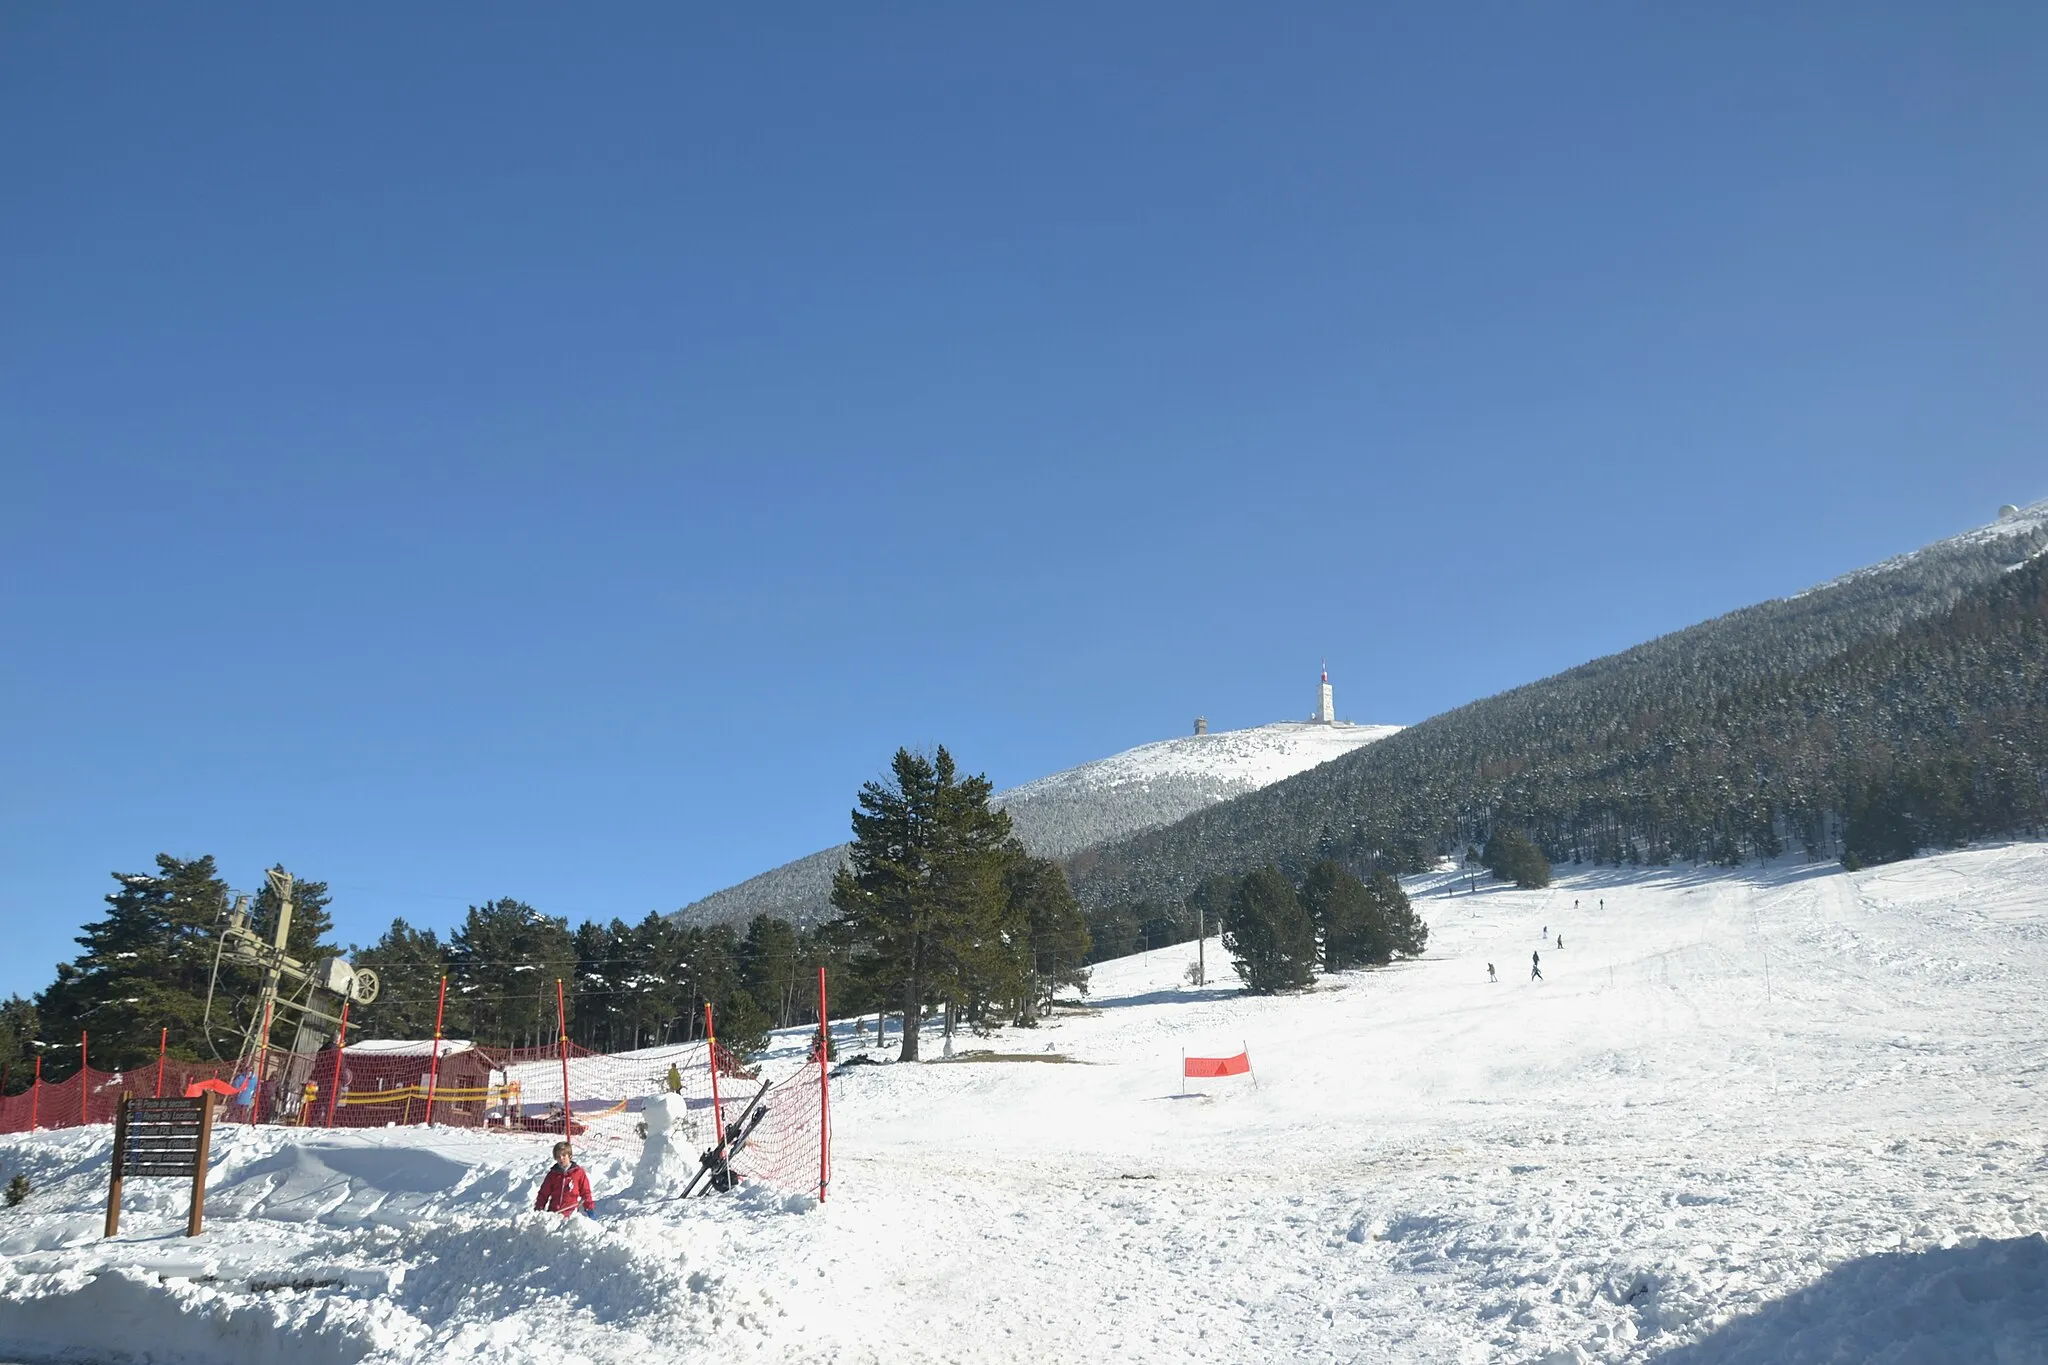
[676,711,1400,929]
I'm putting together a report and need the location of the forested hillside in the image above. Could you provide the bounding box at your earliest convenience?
[1071,504,2048,907]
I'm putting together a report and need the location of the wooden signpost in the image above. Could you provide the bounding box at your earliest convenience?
[105,1091,216,1238]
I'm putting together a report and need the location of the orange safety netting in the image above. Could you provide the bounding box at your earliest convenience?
[0,1031,830,1199]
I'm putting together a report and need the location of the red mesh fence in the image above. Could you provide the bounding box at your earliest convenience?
[0,1028,831,1200]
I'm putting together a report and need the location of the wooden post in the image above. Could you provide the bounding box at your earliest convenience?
[104,1095,131,1237]
[189,1090,215,1237]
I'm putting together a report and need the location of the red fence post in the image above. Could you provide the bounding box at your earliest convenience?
[29,1055,40,1131]
[425,976,448,1126]
[155,1028,167,1099]
[326,1001,350,1129]
[703,1002,724,1151]
[817,966,830,1203]
[80,1032,89,1126]
[555,979,572,1142]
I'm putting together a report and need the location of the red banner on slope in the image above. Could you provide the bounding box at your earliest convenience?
[1183,1051,1251,1078]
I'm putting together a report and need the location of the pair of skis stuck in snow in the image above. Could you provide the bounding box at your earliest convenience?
[680,1077,773,1198]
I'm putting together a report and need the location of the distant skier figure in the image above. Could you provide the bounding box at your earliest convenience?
[535,1141,595,1217]
[1531,951,1543,981]
[1487,962,1496,982]
[1557,934,1563,949]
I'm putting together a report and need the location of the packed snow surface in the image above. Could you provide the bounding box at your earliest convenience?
[5,843,2046,1363]
[677,719,1400,927]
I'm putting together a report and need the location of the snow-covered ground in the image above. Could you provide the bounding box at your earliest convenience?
[6,844,2047,1363]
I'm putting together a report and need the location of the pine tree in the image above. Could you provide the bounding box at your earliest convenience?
[35,855,233,1075]
[829,747,1013,1062]
[250,869,337,963]
[1301,860,1370,971]
[1361,871,1429,963]
[678,922,742,1045]
[929,760,1026,1035]
[570,919,624,1049]
[0,997,39,1095]
[1082,905,1142,963]
[350,919,452,1040]
[618,912,687,1051]
[738,915,802,1027]
[1223,866,1318,994]
[711,987,771,1059]
[1004,857,1090,1023]
[448,900,576,1050]
[1483,829,1552,889]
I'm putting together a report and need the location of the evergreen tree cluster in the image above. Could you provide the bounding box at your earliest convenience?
[0,997,39,1096]
[18,859,865,1084]
[1222,860,1428,995]
[1483,830,1553,889]
[350,901,855,1059]
[828,747,1094,1061]
[1072,524,2048,908]
[29,856,331,1079]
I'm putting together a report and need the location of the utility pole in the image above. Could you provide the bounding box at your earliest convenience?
[257,868,295,1038]
[1196,900,1205,987]
[215,867,379,1078]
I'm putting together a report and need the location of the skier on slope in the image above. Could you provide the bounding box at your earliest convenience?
[1487,962,1497,982]
[535,1141,595,1217]
[1531,951,1543,981]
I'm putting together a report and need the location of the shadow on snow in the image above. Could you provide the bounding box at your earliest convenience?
[1649,1234,2048,1365]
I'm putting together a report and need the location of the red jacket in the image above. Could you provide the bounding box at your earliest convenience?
[535,1161,594,1215]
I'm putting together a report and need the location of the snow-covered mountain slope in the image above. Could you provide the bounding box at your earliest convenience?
[1796,496,2048,598]
[676,719,1399,928]
[7,844,2045,1364]
[993,720,1401,858]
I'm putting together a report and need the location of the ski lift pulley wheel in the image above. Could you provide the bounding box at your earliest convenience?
[348,967,380,1005]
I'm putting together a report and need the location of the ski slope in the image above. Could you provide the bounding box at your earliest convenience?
[4,844,2046,1363]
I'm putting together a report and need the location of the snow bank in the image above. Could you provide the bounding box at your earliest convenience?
[5,843,2046,1363]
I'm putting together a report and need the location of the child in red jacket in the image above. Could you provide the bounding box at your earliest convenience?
[534,1141,595,1216]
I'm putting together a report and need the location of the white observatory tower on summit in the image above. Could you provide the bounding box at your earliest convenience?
[1315,663,1335,724]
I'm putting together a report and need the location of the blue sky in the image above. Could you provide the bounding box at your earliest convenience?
[3,5,2043,1000]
